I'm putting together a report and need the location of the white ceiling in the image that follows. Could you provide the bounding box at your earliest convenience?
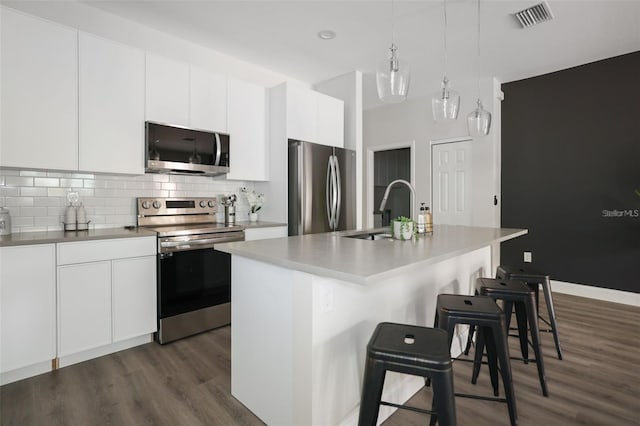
[84,0,640,109]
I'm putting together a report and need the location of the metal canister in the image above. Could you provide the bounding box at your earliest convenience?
[0,207,12,235]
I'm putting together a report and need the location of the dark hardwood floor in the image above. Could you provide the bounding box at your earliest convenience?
[1,293,639,425]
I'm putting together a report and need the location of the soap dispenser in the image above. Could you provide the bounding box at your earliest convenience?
[425,206,433,234]
[417,203,426,234]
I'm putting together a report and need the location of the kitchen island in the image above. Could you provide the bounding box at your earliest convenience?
[217,225,526,426]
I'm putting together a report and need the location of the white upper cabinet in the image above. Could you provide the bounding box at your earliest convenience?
[280,84,344,148]
[0,8,78,170]
[79,32,145,174]
[227,79,268,181]
[190,65,227,132]
[146,54,227,132]
[145,53,190,127]
[286,86,317,143]
[316,92,345,148]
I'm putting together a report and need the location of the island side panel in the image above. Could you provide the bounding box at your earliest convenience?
[310,246,491,426]
[231,255,313,426]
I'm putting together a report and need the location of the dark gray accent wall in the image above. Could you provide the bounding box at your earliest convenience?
[501,51,640,293]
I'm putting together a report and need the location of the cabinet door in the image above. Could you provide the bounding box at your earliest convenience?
[316,93,344,148]
[190,65,227,132]
[112,256,157,342]
[0,8,78,170]
[79,32,145,174]
[145,53,189,126]
[286,86,317,142]
[244,226,288,241]
[0,245,56,373]
[58,262,112,356]
[227,79,268,181]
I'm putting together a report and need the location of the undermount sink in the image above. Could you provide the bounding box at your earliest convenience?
[344,231,393,241]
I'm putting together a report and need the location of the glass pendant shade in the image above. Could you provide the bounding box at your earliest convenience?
[467,98,492,136]
[376,44,410,103]
[431,77,460,120]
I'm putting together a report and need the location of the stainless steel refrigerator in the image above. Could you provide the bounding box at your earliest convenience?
[288,140,356,236]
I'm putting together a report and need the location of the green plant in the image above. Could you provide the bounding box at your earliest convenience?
[391,216,415,240]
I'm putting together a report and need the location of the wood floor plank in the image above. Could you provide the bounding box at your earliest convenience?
[1,292,639,425]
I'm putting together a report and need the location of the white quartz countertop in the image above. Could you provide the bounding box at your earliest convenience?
[217,225,527,284]
[0,227,157,247]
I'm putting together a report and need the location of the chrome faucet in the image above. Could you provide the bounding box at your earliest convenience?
[378,179,416,220]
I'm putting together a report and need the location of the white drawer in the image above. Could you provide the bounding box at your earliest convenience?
[244,226,288,241]
[57,237,156,265]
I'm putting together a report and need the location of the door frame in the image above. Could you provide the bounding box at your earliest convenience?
[429,136,473,224]
[366,140,416,229]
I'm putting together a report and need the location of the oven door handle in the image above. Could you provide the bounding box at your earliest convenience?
[160,235,244,252]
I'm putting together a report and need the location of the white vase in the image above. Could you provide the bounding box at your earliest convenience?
[393,220,414,240]
[249,212,259,222]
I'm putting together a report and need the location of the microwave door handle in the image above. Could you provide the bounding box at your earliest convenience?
[214,133,222,166]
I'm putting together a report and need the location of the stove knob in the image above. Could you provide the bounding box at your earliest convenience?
[199,200,207,208]
[141,201,150,209]
[152,200,161,209]
[208,200,215,208]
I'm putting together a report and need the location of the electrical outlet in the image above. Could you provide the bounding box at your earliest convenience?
[524,251,532,263]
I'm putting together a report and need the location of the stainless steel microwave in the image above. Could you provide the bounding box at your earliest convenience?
[145,122,230,176]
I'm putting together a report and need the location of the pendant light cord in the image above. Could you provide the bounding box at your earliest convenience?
[443,0,448,77]
[476,0,481,99]
[391,0,396,46]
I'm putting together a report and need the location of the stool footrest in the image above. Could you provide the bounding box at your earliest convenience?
[380,400,435,416]
[455,392,508,403]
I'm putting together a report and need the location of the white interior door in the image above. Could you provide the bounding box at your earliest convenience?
[431,140,473,225]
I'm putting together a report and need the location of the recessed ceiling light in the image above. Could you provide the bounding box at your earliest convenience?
[317,30,336,40]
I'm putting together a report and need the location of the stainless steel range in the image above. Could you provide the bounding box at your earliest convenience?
[137,197,244,344]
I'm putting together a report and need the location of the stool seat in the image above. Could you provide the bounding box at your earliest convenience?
[358,322,456,426]
[496,265,563,360]
[368,323,451,370]
[437,293,503,321]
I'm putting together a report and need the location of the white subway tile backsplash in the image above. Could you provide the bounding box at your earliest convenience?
[1,187,21,197]
[1,168,250,233]
[60,178,84,188]
[34,178,60,187]
[47,188,68,197]
[20,187,48,197]
[6,176,34,187]
[20,170,47,177]
[21,207,48,217]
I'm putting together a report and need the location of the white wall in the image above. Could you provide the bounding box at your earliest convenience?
[363,76,501,228]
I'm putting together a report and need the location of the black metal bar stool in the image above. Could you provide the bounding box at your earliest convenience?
[435,294,517,426]
[471,277,549,396]
[496,265,563,360]
[358,322,456,426]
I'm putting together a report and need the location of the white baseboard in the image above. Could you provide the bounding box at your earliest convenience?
[1,360,52,386]
[551,280,640,307]
[59,334,153,368]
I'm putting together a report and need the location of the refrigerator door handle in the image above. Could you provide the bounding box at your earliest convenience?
[331,155,338,230]
[326,156,334,229]
[334,155,342,229]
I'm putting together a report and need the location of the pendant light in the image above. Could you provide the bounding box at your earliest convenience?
[376,0,410,103]
[431,0,460,121]
[467,0,492,136]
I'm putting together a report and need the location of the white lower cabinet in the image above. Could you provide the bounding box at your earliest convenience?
[112,256,157,342]
[56,236,157,365]
[244,226,288,241]
[58,261,112,356]
[0,244,56,382]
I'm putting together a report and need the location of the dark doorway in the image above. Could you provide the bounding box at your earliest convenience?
[373,148,411,226]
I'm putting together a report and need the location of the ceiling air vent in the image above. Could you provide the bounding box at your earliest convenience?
[514,1,554,28]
